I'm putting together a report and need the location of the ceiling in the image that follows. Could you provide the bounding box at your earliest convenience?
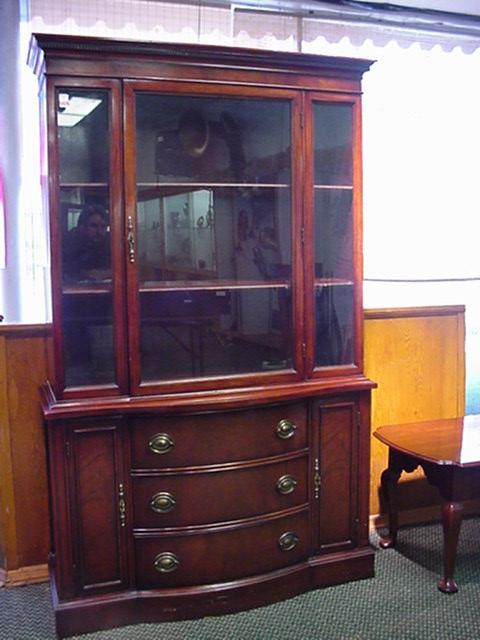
[354,1,480,17]
[221,1,480,19]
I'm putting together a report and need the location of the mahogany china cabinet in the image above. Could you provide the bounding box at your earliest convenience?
[29,34,375,637]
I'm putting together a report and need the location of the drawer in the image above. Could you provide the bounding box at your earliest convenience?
[132,455,308,527]
[131,402,307,469]
[134,509,309,588]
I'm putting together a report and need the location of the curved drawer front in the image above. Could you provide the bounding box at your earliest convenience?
[131,402,307,469]
[134,510,309,589]
[132,455,308,527]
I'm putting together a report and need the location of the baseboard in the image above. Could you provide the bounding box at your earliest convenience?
[0,563,49,587]
[370,499,480,534]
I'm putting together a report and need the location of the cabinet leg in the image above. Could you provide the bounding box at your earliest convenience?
[438,500,463,594]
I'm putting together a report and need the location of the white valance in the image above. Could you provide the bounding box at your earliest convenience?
[29,1,480,53]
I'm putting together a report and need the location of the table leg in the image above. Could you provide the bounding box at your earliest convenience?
[378,457,402,549]
[437,500,463,594]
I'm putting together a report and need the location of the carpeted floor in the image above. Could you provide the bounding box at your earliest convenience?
[2,518,480,640]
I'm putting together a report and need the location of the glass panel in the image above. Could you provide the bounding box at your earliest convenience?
[57,89,109,184]
[314,285,354,367]
[137,186,291,284]
[135,94,291,184]
[135,92,293,383]
[140,288,292,380]
[62,292,114,386]
[313,103,352,186]
[57,89,115,386]
[314,189,353,281]
[313,103,354,368]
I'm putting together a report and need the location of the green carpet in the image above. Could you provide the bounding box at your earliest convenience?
[2,519,480,639]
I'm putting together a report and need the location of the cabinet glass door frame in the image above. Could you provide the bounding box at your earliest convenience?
[123,80,305,395]
[303,92,364,379]
[47,76,128,398]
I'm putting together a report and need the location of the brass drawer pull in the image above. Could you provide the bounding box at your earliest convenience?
[149,432,175,455]
[150,491,176,513]
[154,552,179,573]
[276,474,298,495]
[278,531,299,552]
[276,419,297,440]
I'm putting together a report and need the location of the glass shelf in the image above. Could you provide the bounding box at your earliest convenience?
[314,185,353,190]
[139,279,290,292]
[137,182,290,188]
[62,283,112,294]
[314,278,354,287]
[60,182,109,188]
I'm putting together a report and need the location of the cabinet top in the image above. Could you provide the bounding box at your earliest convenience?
[29,32,374,84]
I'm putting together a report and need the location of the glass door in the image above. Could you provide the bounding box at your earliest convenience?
[124,83,301,392]
[50,79,126,395]
[306,96,362,374]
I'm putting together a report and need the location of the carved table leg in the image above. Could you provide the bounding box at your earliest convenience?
[437,500,463,594]
[378,450,410,549]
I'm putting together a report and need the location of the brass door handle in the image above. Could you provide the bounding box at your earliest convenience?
[148,433,175,455]
[276,419,297,440]
[154,552,179,573]
[150,491,176,513]
[118,483,126,527]
[127,215,135,263]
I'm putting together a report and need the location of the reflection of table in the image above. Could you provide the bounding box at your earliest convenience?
[153,317,212,376]
[374,416,480,593]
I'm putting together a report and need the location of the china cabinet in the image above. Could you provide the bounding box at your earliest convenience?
[30,34,375,637]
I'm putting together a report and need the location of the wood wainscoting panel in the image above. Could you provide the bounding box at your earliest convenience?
[0,324,51,584]
[0,310,467,585]
[364,306,466,525]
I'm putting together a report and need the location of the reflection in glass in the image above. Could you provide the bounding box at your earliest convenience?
[60,188,111,284]
[57,89,115,387]
[62,293,115,386]
[313,103,353,186]
[140,288,292,380]
[57,90,109,184]
[314,285,354,367]
[137,186,291,285]
[314,189,353,281]
[135,94,291,184]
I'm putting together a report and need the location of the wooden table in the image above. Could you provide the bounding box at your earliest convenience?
[374,415,480,593]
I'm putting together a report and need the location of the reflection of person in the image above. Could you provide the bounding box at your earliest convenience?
[63,204,111,281]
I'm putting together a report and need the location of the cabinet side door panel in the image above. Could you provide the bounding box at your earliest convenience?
[69,421,127,594]
[316,399,358,550]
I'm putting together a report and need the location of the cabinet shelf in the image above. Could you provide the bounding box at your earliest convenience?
[314,278,353,287]
[60,182,109,188]
[137,182,290,189]
[314,185,353,190]
[139,279,291,292]
[62,282,112,295]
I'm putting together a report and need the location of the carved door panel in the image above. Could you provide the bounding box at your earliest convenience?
[314,397,360,552]
[64,419,130,595]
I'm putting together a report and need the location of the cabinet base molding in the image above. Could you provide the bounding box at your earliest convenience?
[0,563,49,587]
[53,549,374,638]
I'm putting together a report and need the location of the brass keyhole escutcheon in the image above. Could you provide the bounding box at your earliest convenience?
[150,492,176,514]
[276,419,297,440]
[154,552,179,573]
[148,433,175,455]
[276,474,298,495]
[278,531,299,552]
